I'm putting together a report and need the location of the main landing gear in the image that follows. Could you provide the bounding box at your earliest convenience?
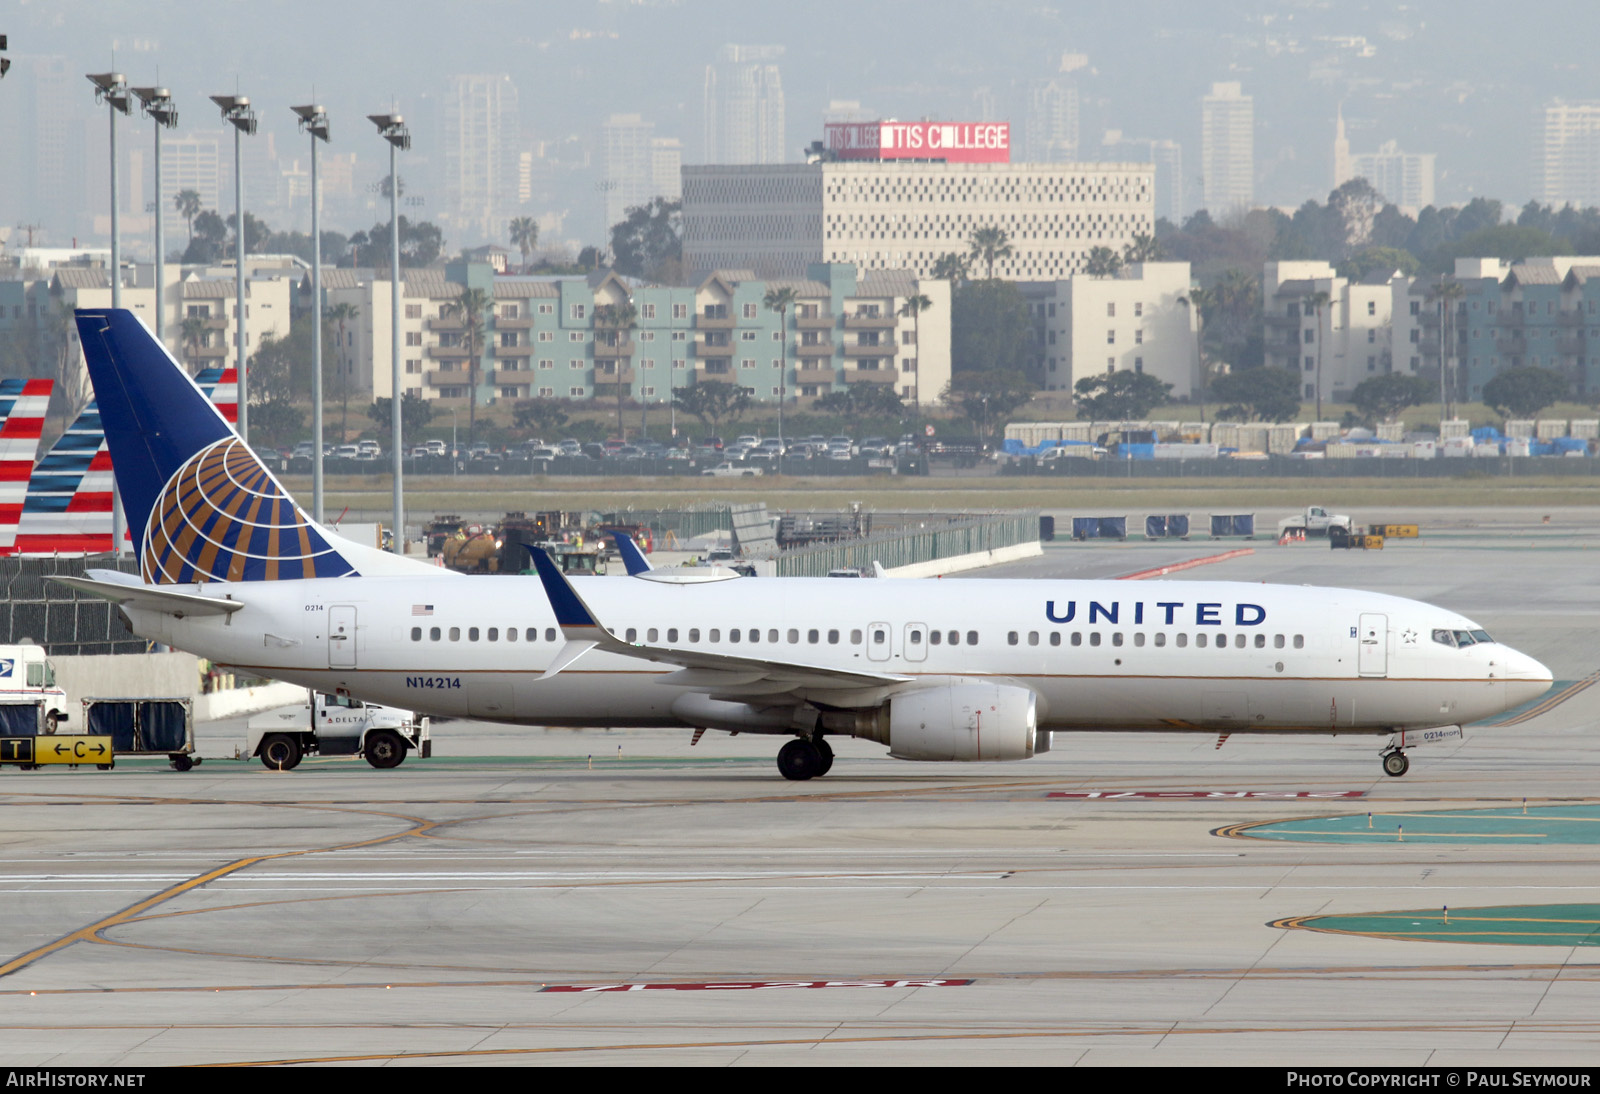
[1380,748,1409,778]
[777,736,834,781]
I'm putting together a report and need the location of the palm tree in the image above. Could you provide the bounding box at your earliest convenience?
[174,189,201,249]
[931,252,969,283]
[1306,288,1332,421]
[968,226,1012,281]
[1121,233,1161,265]
[324,302,360,441]
[509,216,539,271]
[179,315,206,373]
[897,291,933,410]
[1084,246,1123,278]
[593,300,638,436]
[1178,286,1216,424]
[763,286,799,473]
[1428,278,1467,422]
[449,288,492,444]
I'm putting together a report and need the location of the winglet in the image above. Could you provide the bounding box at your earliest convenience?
[525,543,605,636]
[611,531,652,575]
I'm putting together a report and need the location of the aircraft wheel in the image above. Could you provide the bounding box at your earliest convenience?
[1382,750,1409,778]
[364,729,408,770]
[814,738,835,777]
[260,733,303,771]
[777,738,823,781]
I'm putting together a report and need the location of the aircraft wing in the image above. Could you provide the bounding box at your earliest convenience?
[54,570,245,618]
[527,545,908,696]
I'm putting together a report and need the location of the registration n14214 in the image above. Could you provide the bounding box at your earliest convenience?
[406,676,460,690]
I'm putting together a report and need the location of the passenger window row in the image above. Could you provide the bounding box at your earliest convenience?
[411,626,559,642]
[1006,630,1305,650]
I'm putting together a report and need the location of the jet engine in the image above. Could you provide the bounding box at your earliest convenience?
[826,682,1039,762]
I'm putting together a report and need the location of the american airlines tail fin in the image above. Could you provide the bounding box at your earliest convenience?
[14,400,116,556]
[193,366,238,424]
[0,378,52,556]
[73,308,441,583]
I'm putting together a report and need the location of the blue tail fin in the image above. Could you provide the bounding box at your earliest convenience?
[610,532,652,575]
[74,308,358,583]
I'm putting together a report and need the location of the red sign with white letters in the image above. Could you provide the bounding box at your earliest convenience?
[825,122,1010,163]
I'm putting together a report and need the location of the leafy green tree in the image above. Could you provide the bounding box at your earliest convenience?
[1084,246,1123,278]
[179,315,207,373]
[250,402,304,448]
[1072,371,1174,420]
[1329,177,1385,251]
[1435,224,1570,269]
[1350,373,1432,423]
[1482,366,1570,420]
[950,278,1033,376]
[814,385,903,436]
[354,216,445,268]
[1338,245,1419,282]
[675,382,752,433]
[182,209,227,263]
[1428,278,1468,416]
[1178,286,1214,422]
[367,392,437,447]
[940,369,1035,443]
[247,313,335,408]
[608,198,682,283]
[967,226,1012,280]
[1209,366,1302,422]
[513,397,571,437]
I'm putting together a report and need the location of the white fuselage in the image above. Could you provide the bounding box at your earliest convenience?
[124,574,1551,736]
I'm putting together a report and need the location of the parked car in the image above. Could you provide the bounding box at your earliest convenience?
[702,461,763,477]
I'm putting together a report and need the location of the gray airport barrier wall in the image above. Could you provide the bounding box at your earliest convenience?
[775,511,1039,577]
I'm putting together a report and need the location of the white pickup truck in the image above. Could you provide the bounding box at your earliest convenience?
[701,461,762,477]
[248,690,430,770]
[1277,505,1354,537]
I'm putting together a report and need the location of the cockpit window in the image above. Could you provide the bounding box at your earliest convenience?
[1434,628,1496,648]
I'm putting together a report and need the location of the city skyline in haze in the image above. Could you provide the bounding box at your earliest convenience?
[3,0,1598,258]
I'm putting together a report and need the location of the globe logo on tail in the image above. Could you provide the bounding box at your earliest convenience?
[142,438,354,583]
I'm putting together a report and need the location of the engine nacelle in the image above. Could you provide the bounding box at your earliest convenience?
[884,683,1038,762]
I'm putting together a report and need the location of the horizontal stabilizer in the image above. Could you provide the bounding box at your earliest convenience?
[54,571,243,617]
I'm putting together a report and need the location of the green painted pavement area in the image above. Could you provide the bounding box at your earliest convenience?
[1280,904,1600,947]
[1233,803,1600,845]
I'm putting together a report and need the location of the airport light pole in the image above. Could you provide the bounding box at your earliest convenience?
[293,103,331,522]
[369,112,410,555]
[132,86,178,350]
[211,94,257,442]
[88,72,132,555]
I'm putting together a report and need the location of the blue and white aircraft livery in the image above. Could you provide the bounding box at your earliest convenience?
[62,308,1552,780]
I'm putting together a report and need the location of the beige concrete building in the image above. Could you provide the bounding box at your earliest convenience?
[1262,261,1397,402]
[682,160,1154,281]
[1025,262,1198,398]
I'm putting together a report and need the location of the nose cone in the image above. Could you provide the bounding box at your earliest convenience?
[1504,647,1554,705]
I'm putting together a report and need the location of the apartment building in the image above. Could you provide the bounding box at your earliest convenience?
[1022,262,1198,398]
[316,261,950,410]
[1262,261,1397,402]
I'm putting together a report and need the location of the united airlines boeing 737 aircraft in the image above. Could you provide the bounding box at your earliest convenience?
[60,309,1552,779]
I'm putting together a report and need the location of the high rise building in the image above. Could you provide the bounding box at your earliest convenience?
[703,45,786,164]
[441,74,522,245]
[1351,142,1435,211]
[1536,100,1600,208]
[1200,81,1253,212]
[1025,79,1079,163]
[599,114,682,232]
